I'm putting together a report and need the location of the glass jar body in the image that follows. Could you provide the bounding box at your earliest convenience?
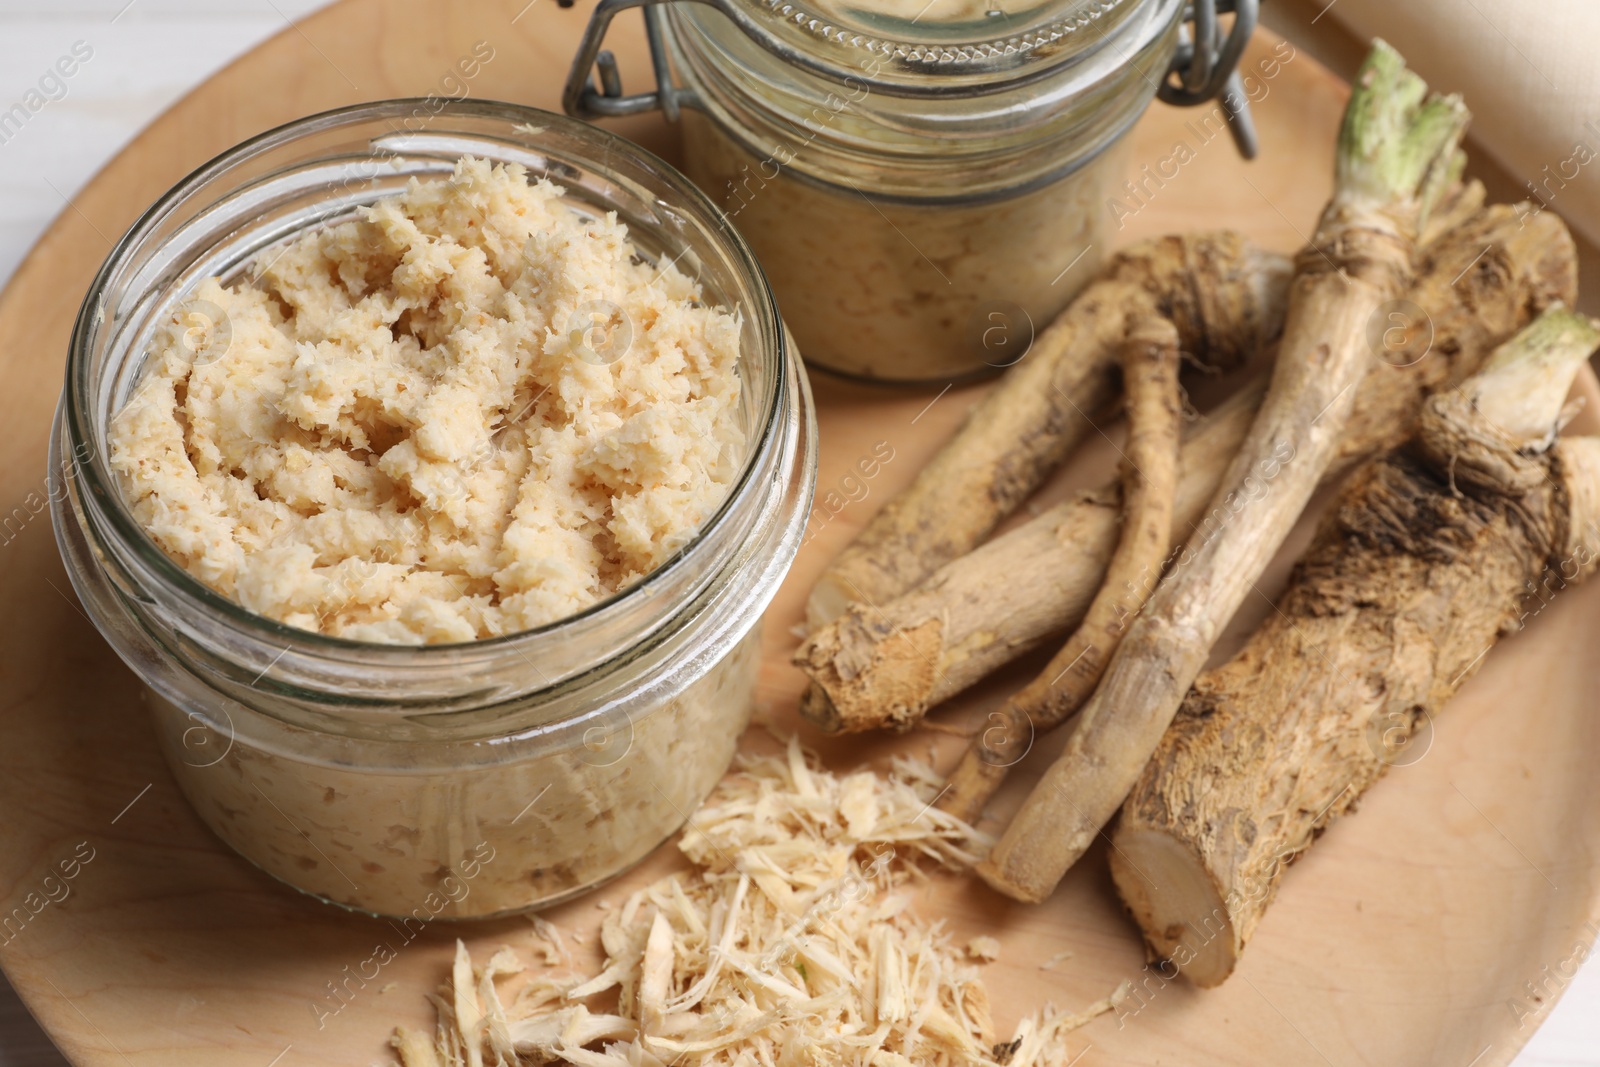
[51,101,815,919]
[661,0,1181,383]
[683,112,1127,381]
[143,629,759,918]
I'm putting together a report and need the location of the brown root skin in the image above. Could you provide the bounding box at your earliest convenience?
[793,203,1578,740]
[939,319,1181,825]
[979,260,1391,901]
[803,232,1292,632]
[979,51,1471,902]
[1110,311,1600,986]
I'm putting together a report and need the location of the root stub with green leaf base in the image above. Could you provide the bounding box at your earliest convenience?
[978,40,1472,903]
[1110,307,1600,988]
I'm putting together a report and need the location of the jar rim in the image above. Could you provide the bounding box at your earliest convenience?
[680,0,1154,96]
[62,98,791,658]
[666,0,1180,199]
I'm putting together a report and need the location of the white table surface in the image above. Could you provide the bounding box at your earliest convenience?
[0,1,1595,1064]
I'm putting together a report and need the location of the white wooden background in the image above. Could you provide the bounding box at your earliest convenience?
[0,1,1594,1064]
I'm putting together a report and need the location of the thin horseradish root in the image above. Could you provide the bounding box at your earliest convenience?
[937,319,1182,824]
[794,201,1577,738]
[1110,307,1600,987]
[803,231,1292,631]
[977,41,1471,903]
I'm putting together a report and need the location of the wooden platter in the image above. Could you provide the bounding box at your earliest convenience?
[1,1,1597,1064]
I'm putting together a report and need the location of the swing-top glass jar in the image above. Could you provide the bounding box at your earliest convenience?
[566,0,1257,383]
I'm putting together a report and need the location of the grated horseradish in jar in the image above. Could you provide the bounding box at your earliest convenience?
[108,158,746,644]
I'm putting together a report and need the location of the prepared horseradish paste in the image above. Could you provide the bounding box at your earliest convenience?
[147,627,762,920]
[682,114,1122,382]
[108,157,744,643]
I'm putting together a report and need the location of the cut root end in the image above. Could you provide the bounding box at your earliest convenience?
[1108,827,1239,989]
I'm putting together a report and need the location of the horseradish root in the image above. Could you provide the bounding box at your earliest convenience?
[1109,307,1600,987]
[937,320,1182,824]
[794,202,1576,737]
[803,231,1292,631]
[978,41,1471,902]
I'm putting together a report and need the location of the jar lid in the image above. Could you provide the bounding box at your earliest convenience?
[734,0,1149,94]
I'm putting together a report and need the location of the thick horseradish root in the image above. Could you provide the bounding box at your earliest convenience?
[979,40,1472,902]
[1109,307,1600,987]
[803,231,1292,631]
[794,201,1577,740]
[937,319,1182,824]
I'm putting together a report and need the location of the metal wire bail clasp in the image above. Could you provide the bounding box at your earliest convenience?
[563,0,695,123]
[1159,0,1262,159]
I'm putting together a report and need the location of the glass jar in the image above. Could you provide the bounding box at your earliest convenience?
[49,101,816,920]
[565,0,1257,383]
